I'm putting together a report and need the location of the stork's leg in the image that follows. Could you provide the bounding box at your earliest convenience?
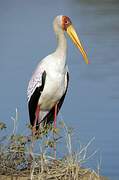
[30,105,40,161]
[32,105,40,134]
[54,103,58,128]
[53,103,58,159]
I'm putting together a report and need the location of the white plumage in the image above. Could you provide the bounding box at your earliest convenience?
[27,15,89,130]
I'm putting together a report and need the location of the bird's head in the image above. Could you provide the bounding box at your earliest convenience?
[54,15,89,64]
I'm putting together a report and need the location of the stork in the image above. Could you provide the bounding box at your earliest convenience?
[27,15,89,134]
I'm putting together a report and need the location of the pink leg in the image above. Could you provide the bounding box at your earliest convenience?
[33,105,40,133]
[30,105,40,161]
[53,103,58,159]
[54,103,58,128]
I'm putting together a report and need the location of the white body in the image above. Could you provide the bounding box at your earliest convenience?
[36,55,68,110]
[27,16,68,119]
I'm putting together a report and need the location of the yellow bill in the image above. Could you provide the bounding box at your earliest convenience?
[67,25,89,64]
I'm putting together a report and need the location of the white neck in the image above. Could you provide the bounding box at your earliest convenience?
[55,31,67,58]
[53,29,67,68]
[52,17,68,70]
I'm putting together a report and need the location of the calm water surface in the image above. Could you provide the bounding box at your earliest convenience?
[0,0,119,179]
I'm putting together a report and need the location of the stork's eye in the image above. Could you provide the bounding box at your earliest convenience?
[65,20,68,24]
[62,16,71,31]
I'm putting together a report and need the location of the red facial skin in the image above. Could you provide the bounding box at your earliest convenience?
[62,16,72,31]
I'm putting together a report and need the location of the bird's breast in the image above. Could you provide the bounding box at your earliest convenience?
[38,71,66,110]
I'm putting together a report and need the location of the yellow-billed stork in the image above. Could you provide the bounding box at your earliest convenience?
[27,15,89,133]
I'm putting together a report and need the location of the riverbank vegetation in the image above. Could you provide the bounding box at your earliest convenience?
[0,109,108,180]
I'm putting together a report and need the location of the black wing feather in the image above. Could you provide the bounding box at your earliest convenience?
[28,71,46,126]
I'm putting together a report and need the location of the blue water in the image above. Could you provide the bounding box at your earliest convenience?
[0,0,119,179]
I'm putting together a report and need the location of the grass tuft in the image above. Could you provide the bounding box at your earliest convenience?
[0,109,108,180]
